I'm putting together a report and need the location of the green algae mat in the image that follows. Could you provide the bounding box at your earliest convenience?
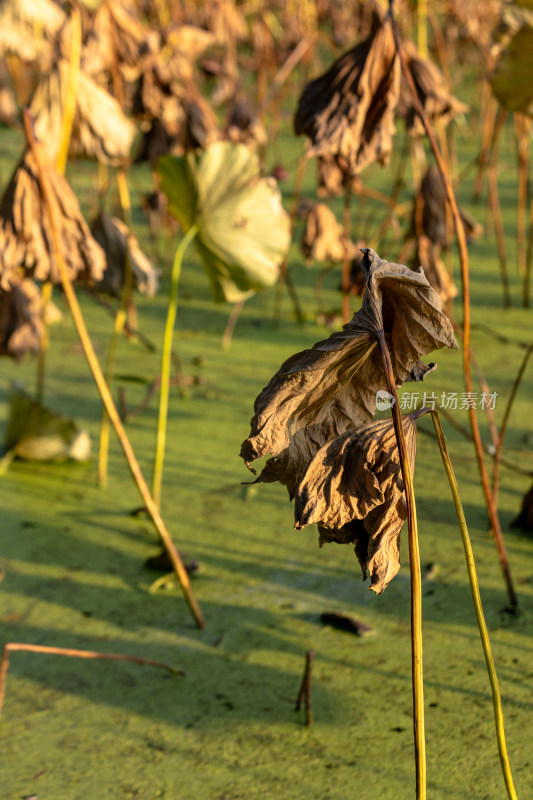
[1,124,533,800]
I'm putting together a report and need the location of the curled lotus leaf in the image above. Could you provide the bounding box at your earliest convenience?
[294,412,425,594]
[158,141,291,303]
[0,149,106,288]
[491,23,533,116]
[301,203,355,264]
[240,249,456,496]
[0,278,43,360]
[294,18,400,174]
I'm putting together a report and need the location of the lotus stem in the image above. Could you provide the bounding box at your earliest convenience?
[390,4,518,611]
[492,342,533,505]
[342,180,353,324]
[98,169,134,489]
[416,0,428,59]
[274,152,307,325]
[152,224,199,510]
[0,642,182,718]
[24,110,205,629]
[488,107,511,308]
[525,189,533,308]
[377,331,426,800]
[35,10,81,403]
[56,8,81,176]
[430,411,518,800]
[514,114,529,280]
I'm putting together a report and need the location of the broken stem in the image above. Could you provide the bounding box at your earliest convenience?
[153,224,198,510]
[430,412,517,800]
[295,649,314,727]
[377,330,425,800]
[0,642,182,718]
[23,110,205,629]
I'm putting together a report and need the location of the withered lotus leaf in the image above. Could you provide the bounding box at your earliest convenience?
[0,278,43,360]
[408,235,457,306]
[301,203,355,264]
[294,413,423,594]
[398,41,468,137]
[0,150,106,288]
[240,249,456,495]
[91,213,160,298]
[294,18,400,174]
[30,60,137,167]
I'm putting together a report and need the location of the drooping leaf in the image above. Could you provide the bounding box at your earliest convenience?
[294,18,400,175]
[0,278,43,360]
[295,412,424,594]
[301,203,355,264]
[240,249,457,494]
[30,59,138,166]
[91,213,160,298]
[0,149,106,288]
[158,142,291,303]
[5,383,91,462]
[491,22,533,116]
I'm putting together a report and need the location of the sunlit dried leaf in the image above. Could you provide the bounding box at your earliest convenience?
[91,213,159,298]
[0,0,64,62]
[158,142,291,303]
[398,41,468,137]
[0,149,106,287]
[30,59,137,166]
[408,235,457,305]
[0,278,43,360]
[294,18,400,174]
[240,249,457,495]
[301,203,355,263]
[5,383,91,462]
[295,413,423,594]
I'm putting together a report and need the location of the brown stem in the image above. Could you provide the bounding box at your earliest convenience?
[514,114,529,279]
[274,152,307,325]
[295,649,314,727]
[0,643,182,718]
[390,8,518,611]
[376,329,425,800]
[342,180,353,324]
[222,298,246,350]
[473,89,497,202]
[488,108,511,308]
[493,342,533,505]
[526,188,533,308]
[23,109,205,629]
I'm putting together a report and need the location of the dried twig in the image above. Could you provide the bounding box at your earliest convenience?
[295,649,314,727]
[0,642,182,718]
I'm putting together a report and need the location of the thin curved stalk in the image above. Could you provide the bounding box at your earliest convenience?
[152,225,199,510]
[390,3,518,611]
[377,331,426,800]
[98,169,134,488]
[492,342,533,505]
[342,180,353,324]
[488,108,511,308]
[36,10,81,401]
[430,412,518,800]
[24,111,205,629]
[0,642,182,718]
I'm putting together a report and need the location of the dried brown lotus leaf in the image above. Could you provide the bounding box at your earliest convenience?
[301,203,356,264]
[0,278,43,360]
[91,212,160,298]
[240,249,456,494]
[408,235,458,305]
[225,98,267,149]
[295,413,421,594]
[0,150,106,287]
[294,19,400,174]
[30,60,137,166]
[398,41,468,137]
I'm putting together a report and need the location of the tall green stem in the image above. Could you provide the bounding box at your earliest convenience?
[430,411,517,800]
[152,225,199,510]
[377,332,426,800]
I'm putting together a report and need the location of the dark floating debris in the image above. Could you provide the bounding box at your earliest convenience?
[320,611,373,636]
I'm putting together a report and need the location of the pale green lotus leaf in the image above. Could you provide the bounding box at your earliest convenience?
[4,384,91,462]
[157,142,291,303]
[491,24,533,116]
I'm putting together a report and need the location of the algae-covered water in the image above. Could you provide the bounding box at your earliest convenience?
[1,120,532,800]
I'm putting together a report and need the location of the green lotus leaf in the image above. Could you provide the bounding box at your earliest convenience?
[157,142,291,303]
[491,24,533,116]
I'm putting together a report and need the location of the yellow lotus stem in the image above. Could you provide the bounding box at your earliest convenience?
[378,332,426,800]
[417,0,428,59]
[152,224,199,509]
[57,8,81,175]
[24,111,205,629]
[430,411,517,800]
[98,169,134,489]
